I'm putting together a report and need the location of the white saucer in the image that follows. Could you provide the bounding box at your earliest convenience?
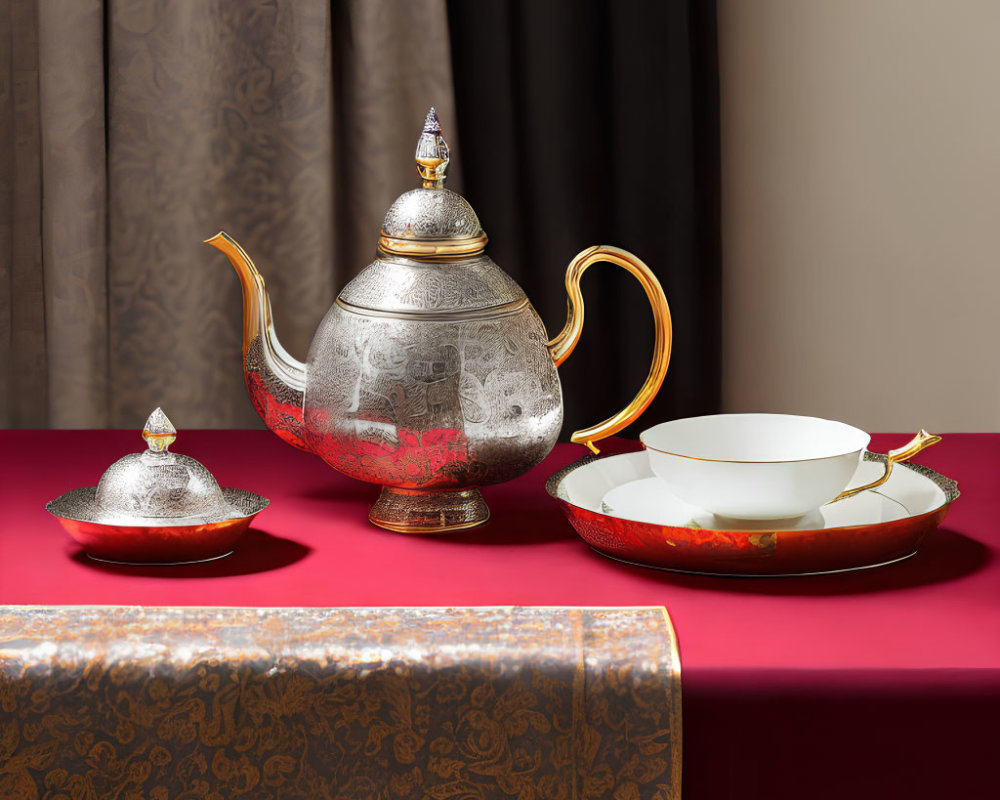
[600,460,914,531]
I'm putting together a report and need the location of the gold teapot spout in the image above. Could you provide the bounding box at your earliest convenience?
[205,232,309,451]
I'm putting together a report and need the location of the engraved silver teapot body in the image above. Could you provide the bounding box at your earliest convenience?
[209,109,672,532]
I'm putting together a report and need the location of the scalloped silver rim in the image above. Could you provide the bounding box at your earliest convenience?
[45,487,270,527]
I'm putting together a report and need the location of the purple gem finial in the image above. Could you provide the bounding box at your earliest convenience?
[415,107,449,186]
[423,107,442,135]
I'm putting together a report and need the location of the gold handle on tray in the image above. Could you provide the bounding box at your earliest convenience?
[830,429,942,504]
[547,245,672,455]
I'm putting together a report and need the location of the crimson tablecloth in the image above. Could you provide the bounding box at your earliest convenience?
[2,429,999,799]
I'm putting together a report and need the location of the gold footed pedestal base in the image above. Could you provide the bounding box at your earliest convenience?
[369,487,490,534]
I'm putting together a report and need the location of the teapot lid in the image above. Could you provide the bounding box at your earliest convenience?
[377,108,489,260]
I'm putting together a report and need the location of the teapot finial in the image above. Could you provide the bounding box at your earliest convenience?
[415,107,450,188]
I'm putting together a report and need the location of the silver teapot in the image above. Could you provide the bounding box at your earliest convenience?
[208,109,672,533]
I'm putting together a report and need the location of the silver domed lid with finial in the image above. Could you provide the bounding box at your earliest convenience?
[46,409,268,527]
[377,107,488,259]
[338,108,525,315]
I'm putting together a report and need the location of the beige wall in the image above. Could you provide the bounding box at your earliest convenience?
[718,0,1000,432]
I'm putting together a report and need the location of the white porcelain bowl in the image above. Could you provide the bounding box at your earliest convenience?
[639,414,870,520]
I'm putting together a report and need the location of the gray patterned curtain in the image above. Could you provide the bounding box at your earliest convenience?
[3,0,719,433]
[0,0,460,428]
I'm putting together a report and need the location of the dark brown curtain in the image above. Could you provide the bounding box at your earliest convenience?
[2,0,718,433]
[1,0,459,428]
[0,0,47,428]
[447,0,721,436]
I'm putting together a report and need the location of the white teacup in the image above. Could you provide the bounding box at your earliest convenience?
[640,414,939,521]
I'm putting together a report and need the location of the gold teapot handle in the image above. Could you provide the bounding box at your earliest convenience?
[829,429,942,504]
[547,245,672,454]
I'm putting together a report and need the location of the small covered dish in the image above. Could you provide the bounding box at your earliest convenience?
[46,408,268,564]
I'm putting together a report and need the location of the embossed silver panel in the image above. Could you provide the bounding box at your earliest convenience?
[304,301,563,489]
[381,188,483,241]
[337,253,525,314]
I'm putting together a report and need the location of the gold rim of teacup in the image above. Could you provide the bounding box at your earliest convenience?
[638,442,869,465]
[639,413,871,465]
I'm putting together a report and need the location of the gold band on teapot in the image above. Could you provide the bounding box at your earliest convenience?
[376,231,489,259]
[547,246,673,454]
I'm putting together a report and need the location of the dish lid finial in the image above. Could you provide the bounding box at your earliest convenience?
[142,407,177,453]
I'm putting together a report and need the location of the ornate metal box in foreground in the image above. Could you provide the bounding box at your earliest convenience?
[209,109,672,533]
[0,606,680,800]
